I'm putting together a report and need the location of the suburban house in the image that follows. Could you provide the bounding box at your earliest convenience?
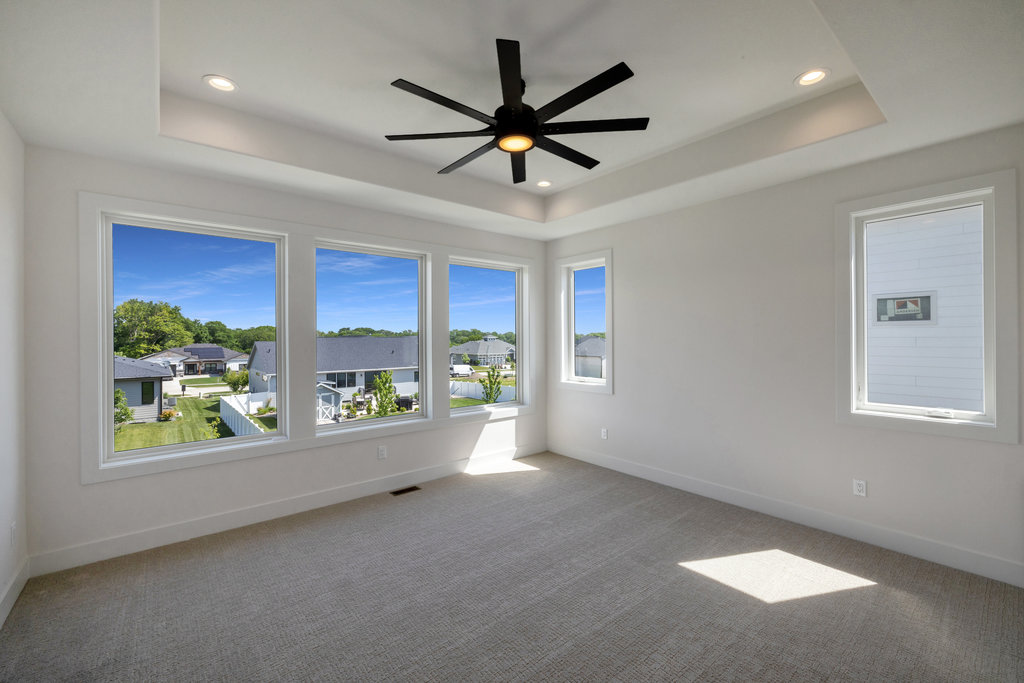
[141,343,248,376]
[3,2,1023,680]
[249,337,419,399]
[448,335,515,367]
[113,356,172,423]
[573,335,605,379]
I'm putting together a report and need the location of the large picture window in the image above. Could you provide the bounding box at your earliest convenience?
[111,222,279,454]
[836,170,1018,442]
[315,246,423,427]
[558,251,612,392]
[448,261,520,410]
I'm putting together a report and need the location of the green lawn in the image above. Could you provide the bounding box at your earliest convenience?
[114,397,234,452]
[251,415,277,432]
[179,377,228,386]
[450,397,486,408]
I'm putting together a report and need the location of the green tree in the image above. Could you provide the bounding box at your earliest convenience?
[480,365,503,404]
[204,320,237,348]
[222,369,249,393]
[113,299,194,357]
[234,325,277,354]
[185,317,212,344]
[372,370,397,417]
[461,353,471,365]
[113,388,134,431]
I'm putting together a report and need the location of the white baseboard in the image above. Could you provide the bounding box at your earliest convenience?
[556,445,1024,589]
[30,458,472,577]
[1,557,30,628]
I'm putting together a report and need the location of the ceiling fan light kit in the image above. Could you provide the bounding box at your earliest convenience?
[386,38,649,184]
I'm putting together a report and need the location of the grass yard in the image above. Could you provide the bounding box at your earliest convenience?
[450,397,486,408]
[251,415,277,432]
[114,397,234,451]
[179,377,229,386]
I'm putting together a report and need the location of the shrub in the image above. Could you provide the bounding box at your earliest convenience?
[159,409,176,421]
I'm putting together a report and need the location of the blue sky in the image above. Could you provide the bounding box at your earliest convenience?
[573,266,606,335]
[113,224,277,329]
[448,264,515,333]
[114,225,598,335]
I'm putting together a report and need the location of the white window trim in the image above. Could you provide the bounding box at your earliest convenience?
[835,169,1018,443]
[447,256,527,413]
[313,240,429,434]
[79,193,536,484]
[558,249,613,394]
[79,193,291,483]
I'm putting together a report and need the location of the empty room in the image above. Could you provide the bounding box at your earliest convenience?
[1,1,1022,680]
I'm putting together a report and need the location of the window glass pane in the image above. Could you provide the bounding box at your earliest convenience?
[864,205,984,412]
[316,248,420,424]
[449,264,517,408]
[573,265,606,379]
[112,224,278,452]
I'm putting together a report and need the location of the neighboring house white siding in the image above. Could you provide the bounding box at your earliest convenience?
[316,369,418,401]
[250,372,276,394]
[575,356,604,379]
[115,378,163,423]
[226,356,249,372]
[864,206,984,411]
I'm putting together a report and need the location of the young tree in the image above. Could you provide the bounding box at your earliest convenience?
[222,369,249,393]
[480,365,503,404]
[461,353,471,365]
[372,370,397,417]
[113,388,134,432]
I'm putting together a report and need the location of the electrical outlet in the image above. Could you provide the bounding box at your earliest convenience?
[377,445,387,460]
[600,428,608,440]
[853,479,867,497]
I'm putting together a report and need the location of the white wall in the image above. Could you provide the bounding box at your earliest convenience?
[0,107,28,625]
[23,146,546,574]
[548,123,1024,587]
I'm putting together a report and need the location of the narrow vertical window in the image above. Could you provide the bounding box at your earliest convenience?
[315,246,423,426]
[112,223,279,453]
[448,262,519,409]
[559,251,612,392]
[836,170,1017,443]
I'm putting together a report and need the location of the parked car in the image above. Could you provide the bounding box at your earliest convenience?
[450,364,473,377]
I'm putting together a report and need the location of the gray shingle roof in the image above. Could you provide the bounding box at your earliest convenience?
[575,335,606,358]
[113,355,173,380]
[145,344,246,363]
[449,336,514,357]
[249,336,419,376]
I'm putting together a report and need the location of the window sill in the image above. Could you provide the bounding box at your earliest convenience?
[839,408,1015,444]
[559,378,612,394]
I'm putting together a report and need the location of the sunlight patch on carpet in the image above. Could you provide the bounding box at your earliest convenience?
[679,549,876,603]
[464,458,539,475]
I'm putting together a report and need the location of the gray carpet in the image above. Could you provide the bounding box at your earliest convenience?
[1,452,1021,681]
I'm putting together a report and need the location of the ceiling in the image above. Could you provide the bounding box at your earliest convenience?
[1,0,1022,240]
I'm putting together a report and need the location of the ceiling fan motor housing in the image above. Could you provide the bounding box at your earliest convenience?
[495,104,538,147]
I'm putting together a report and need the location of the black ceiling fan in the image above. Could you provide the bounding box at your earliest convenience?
[385,38,649,184]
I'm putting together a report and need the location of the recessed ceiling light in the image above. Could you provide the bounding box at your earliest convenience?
[795,68,830,86]
[537,180,551,188]
[203,74,237,92]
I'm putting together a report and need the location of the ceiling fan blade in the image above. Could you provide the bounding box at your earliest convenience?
[391,79,496,126]
[386,129,494,141]
[496,39,523,110]
[533,62,635,123]
[438,139,499,174]
[510,151,526,183]
[540,117,649,135]
[534,136,600,170]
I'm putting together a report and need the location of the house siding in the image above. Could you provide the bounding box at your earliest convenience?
[115,378,164,423]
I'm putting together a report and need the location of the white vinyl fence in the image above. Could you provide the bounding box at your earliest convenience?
[220,394,268,437]
[450,381,516,403]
